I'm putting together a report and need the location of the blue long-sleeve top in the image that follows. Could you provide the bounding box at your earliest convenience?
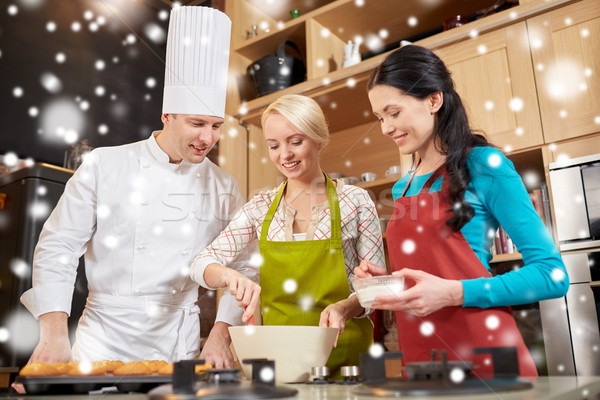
[391,146,569,308]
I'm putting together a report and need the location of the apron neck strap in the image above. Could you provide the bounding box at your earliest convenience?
[401,163,447,197]
[420,164,446,194]
[260,173,342,245]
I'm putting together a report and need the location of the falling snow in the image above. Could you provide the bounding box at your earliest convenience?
[449,367,466,383]
[1,0,171,165]
[487,153,502,168]
[283,279,298,293]
[402,239,416,254]
[419,321,434,336]
[248,252,264,267]
[485,315,500,330]
[369,342,385,357]
[551,268,566,282]
[10,259,30,279]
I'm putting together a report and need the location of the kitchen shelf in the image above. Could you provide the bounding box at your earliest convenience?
[356,176,401,190]
[224,0,581,201]
[245,0,332,23]
[234,18,307,60]
[490,253,523,263]
[231,0,573,135]
[235,57,380,133]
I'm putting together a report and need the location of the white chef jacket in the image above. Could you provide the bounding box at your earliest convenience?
[21,132,251,362]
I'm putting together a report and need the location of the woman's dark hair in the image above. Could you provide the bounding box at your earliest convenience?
[367,45,491,231]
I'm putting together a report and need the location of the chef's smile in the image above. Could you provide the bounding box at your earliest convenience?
[191,144,208,154]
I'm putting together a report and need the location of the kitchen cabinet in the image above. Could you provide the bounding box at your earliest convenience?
[430,22,544,152]
[224,0,532,198]
[219,116,251,197]
[222,0,579,199]
[528,0,600,144]
[546,132,600,162]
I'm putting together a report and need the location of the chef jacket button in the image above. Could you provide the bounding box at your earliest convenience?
[196,173,201,179]
[137,245,145,251]
[170,289,177,294]
[134,289,142,295]
[181,250,189,256]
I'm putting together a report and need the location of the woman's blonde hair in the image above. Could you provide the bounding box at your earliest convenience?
[261,94,329,149]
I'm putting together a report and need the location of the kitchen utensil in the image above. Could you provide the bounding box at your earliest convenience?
[16,374,170,395]
[385,165,402,177]
[340,176,359,185]
[361,172,377,182]
[229,325,337,383]
[443,14,467,30]
[247,40,306,97]
[353,275,405,308]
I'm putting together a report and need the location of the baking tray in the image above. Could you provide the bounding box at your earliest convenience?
[15,374,171,394]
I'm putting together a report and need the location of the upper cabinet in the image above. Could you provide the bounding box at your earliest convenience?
[222,0,589,197]
[431,22,544,152]
[528,0,600,143]
[225,0,507,131]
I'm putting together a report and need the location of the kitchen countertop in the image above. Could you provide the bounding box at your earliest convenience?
[2,376,600,399]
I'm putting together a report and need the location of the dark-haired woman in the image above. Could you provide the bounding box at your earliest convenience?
[354,45,568,377]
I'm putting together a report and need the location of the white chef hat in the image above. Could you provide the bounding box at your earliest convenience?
[162,6,231,118]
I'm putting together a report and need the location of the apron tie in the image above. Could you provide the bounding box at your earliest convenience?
[82,290,200,362]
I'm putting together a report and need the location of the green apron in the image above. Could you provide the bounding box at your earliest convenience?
[258,174,373,377]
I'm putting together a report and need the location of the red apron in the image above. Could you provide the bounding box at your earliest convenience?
[386,166,538,377]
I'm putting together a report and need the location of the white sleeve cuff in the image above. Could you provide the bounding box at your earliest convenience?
[348,292,371,318]
[190,256,220,289]
[215,290,244,326]
[20,283,76,319]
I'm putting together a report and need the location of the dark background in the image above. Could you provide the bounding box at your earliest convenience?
[0,0,207,166]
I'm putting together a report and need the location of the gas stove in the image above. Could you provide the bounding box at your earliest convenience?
[354,346,533,397]
[148,359,297,400]
[148,346,533,399]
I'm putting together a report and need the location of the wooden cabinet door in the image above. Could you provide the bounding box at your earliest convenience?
[528,0,600,143]
[220,115,250,198]
[247,123,283,198]
[434,22,543,151]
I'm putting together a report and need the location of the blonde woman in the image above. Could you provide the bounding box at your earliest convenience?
[191,94,385,375]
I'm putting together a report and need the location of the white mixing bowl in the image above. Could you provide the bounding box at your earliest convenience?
[229,325,338,383]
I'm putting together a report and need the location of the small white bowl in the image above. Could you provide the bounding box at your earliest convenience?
[353,275,405,308]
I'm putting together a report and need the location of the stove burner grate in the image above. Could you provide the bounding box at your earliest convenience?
[355,347,533,397]
[148,359,298,399]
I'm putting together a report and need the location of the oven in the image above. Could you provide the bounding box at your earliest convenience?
[549,153,600,251]
[563,251,600,375]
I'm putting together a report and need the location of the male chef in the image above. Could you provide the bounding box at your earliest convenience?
[20,6,250,367]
